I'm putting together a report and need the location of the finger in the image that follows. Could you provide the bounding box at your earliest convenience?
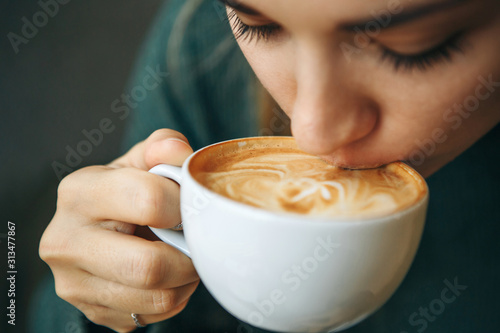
[76,299,190,333]
[110,129,193,170]
[56,268,199,315]
[61,166,181,228]
[89,279,199,315]
[72,227,199,289]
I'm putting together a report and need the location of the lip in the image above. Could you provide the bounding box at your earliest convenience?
[303,134,404,169]
[185,136,428,222]
[317,153,398,170]
[186,158,429,223]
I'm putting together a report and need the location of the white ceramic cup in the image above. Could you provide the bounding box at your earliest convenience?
[148,137,428,333]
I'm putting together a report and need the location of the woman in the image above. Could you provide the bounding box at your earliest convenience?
[33,0,500,332]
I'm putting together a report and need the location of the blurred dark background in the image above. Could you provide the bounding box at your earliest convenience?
[0,1,163,331]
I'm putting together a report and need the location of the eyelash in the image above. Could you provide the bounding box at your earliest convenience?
[380,32,464,71]
[227,10,281,42]
[228,10,465,71]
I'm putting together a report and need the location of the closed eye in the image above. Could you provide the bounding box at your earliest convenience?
[379,32,465,71]
[227,10,282,42]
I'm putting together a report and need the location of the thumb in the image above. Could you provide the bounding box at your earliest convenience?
[109,129,194,170]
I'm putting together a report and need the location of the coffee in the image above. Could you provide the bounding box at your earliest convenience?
[191,137,426,218]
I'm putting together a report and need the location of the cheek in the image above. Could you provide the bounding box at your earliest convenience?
[238,41,297,111]
[383,21,500,169]
[235,18,500,176]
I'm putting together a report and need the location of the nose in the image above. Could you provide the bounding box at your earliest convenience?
[290,40,378,156]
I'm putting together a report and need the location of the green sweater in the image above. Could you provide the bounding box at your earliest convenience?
[30,0,500,332]
[121,0,260,152]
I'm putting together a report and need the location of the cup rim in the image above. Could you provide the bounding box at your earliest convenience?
[184,136,429,225]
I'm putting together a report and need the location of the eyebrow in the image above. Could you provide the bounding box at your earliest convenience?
[340,0,469,31]
[219,0,469,29]
[218,0,261,16]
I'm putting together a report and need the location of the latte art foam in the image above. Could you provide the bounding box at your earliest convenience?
[192,139,426,218]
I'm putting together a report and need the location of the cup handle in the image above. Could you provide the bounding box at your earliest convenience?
[148,164,191,258]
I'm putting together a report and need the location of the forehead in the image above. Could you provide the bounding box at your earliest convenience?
[239,0,465,27]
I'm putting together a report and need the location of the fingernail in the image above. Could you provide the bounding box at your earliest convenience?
[165,137,191,148]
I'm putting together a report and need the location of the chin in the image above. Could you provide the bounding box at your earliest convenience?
[406,155,452,179]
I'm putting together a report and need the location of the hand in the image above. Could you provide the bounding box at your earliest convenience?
[40,129,200,332]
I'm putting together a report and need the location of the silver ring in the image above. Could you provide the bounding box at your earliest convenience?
[131,313,146,328]
[172,222,183,231]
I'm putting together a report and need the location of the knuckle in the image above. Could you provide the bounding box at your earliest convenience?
[39,217,71,264]
[130,245,166,289]
[78,304,98,321]
[134,179,166,225]
[150,289,177,313]
[56,172,78,205]
[173,298,190,314]
[56,166,99,207]
[38,241,54,264]
[54,279,77,304]
[38,231,53,263]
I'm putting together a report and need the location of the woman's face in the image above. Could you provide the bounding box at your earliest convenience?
[223,0,500,177]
